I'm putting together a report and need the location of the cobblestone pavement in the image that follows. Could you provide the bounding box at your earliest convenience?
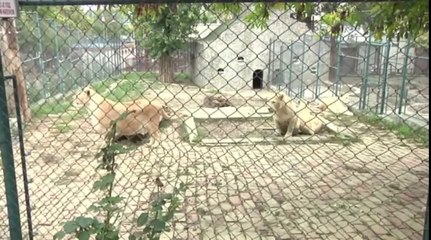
[1,116,428,240]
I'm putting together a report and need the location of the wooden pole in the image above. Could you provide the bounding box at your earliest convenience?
[0,18,32,122]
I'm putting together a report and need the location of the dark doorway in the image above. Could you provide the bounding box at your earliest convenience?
[339,47,359,75]
[414,47,429,77]
[252,69,263,89]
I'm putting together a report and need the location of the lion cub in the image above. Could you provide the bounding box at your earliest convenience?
[267,92,325,137]
[73,86,169,147]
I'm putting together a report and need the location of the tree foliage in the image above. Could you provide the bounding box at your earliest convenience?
[17,6,92,57]
[129,3,208,83]
[17,6,133,59]
[133,4,208,59]
[209,1,428,45]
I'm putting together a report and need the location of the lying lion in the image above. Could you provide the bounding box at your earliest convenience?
[267,92,345,137]
[73,86,170,147]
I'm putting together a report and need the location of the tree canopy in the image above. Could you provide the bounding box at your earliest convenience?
[129,1,428,83]
[132,4,207,59]
[17,5,133,58]
[207,1,428,45]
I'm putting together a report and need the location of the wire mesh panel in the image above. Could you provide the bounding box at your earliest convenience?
[0,1,429,240]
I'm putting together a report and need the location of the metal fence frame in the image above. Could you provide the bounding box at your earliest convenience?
[0,0,429,239]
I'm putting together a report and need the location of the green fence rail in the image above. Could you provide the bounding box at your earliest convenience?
[0,1,429,240]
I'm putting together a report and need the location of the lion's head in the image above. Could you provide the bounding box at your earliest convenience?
[267,92,300,113]
[73,86,95,108]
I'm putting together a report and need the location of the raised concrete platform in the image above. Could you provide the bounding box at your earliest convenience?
[191,106,272,120]
[200,135,334,145]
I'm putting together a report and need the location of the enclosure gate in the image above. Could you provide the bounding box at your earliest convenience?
[0,58,25,239]
[268,38,316,99]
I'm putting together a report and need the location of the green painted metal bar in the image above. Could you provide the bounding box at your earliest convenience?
[395,41,399,74]
[0,52,23,240]
[116,37,120,76]
[288,43,294,97]
[315,38,321,98]
[7,75,34,240]
[300,36,306,98]
[423,190,429,240]
[359,45,367,110]
[53,21,64,93]
[360,35,373,110]
[379,40,391,114]
[267,38,273,87]
[398,36,411,114]
[34,12,47,98]
[334,36,342,97]
[272,40,277,88]
[374,43,382,113]
[278,44,284,92]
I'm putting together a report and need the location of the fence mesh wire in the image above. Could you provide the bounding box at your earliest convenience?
[0,1,429,240]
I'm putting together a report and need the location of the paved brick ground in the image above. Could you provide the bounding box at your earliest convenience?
[0,113,428,240]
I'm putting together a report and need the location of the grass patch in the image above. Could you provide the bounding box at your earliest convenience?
[59,108,88,123]
[329,133,362,146]
[31,98,74,118]
[52,109,88,133]
[174,72,195,86]
[364,114,428,146]
[329,111,429,146]
[55,123,74,133]
[92,72,163,101]
[30,71,194,119]
[30,71,162,118]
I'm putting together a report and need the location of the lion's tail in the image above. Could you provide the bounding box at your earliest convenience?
[317,115,356,138]
[160,105,171,120]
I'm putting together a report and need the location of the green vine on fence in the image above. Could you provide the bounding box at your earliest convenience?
[53,111,187,240]
[129,180,187,240]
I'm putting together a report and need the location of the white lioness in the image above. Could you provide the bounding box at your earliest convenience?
[267,92,346,137]
[73,86,170,147]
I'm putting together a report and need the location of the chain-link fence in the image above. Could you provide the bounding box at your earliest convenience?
[0,1,429,239]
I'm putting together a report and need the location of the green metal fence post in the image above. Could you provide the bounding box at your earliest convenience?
[424,190,429,240]
[300,36,306,98]
[9,75,34,240]
[0,56,23,240]
[360,36,372,110]
[398,36,411,114]
[288,43,293,97]
[53,20,64,93]
[334,35,342,97]
[315,38,321,98]
[35,12,47,98]
[278,44,284,92]
[267,39,273,86]
[300,38,308,97]
[379,40,391,114]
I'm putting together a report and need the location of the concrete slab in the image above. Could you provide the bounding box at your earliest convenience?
[192,106,272,120]
[184,116,199,142]
[200,135,333,145]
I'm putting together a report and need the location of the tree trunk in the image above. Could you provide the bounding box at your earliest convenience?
[160,53,174,83]
[328,36,338,83]
[0,19,32,122]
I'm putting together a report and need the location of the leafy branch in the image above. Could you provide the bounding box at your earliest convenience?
[207,2,428,44]
[129,179,188,240]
